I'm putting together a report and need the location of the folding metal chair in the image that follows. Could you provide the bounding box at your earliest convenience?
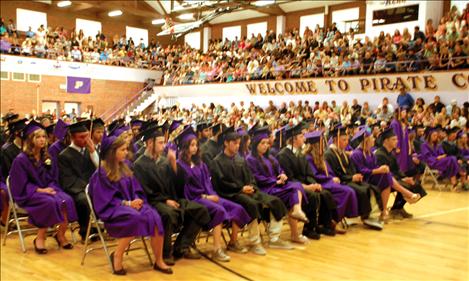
[2,177,37,252]
[422,164,449,191]
[81,185,153,272]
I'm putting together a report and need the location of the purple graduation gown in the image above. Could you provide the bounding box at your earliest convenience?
[0,164,7,212]
[9,153,78,228]
[177,160,251,229]
[89,168,163,238]
[390,119,411,173]
[420,142,460,178]
[305,155,359,219]
[246,154,305,209]
[350,148,393,190]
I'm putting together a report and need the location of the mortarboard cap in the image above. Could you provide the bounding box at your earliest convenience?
[68,120,91,134]
[174,126,197,148]
[22,120,44,139]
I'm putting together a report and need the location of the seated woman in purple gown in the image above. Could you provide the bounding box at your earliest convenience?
[350,128,420,221]
[303,131,359,228]
[420,127,462,188]
[9,120,78,254]
[89,133,172,275]
[175,126,251,262]
[246,127,310,244]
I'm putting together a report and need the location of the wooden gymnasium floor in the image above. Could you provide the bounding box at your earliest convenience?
[1,188,468,281]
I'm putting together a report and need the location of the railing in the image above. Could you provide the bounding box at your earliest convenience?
[101,86,153,122]
[161,56,469,86]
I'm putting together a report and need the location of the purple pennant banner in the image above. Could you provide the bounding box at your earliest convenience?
[67,76,91,94]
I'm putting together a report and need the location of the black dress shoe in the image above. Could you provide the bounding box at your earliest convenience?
[302,230,320,240]
[53,233,74,249]
[33,238,48,255]
[174,248,202,260]
[153,263,173,275]
[110,252,127,275]
[318,227,336,236]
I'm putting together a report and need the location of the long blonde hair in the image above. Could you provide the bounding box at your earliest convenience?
[102,134,133,182]
[304,140,328,175]
[23,129,50,165]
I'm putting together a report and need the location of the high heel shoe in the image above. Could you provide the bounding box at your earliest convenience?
[153,263,173,274]
[110,252,127,275]
[53,233,73,250]
[33,238,48,255]
[290,210,310,223]
[404,193,421,204]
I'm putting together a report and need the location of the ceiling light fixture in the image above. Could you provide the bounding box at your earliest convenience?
[178,13,194,20]
[57,1,71,7]
[152,19,166,25]
[108,10,123,17]
[252,0,275,7]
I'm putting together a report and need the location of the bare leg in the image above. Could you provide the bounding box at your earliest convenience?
[150,227,170,269]
[212,224,222,250]
[287,216,299,239]
[0,191,8,225]
[230,222,240,242]
[36,228,48,248]
[114,237,133,271]
[56,210,70,244]
[380,187,391,216]
[392,178,414,198]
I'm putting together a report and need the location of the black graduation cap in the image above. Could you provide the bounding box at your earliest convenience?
[446,126,460,135]
[219,126,239,144]
[196,122,209,132]
[68,120,91,134]
[4,113,19,123]
[274,125,288,148]
[328,124,347,139]
[45,124,56,135]
[378,127,397,143]
[91,118,105,129]
[210,122,223,135]
[285,123,305,139]
[247,121,260,135]
[8,118,27,133]
[140,125,164,142]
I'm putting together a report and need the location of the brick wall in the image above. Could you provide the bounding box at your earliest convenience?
[0,75,143,117]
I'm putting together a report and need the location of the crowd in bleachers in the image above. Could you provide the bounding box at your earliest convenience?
[1,4,468,83]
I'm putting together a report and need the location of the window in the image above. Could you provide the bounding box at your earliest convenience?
[451,1,467,13]
[42,101,59,116]
[184,31,201,49]
[76,18,102,38]
[222,26,241,41]
[331,7,360,33]
[372,4,419,26]
[246,22,267,38]
[126,26,149,48]
[11,72,25,82]
[16,8,47,32]
[0,71,9,80]
[28,74,41,83]
[299,13,324,37]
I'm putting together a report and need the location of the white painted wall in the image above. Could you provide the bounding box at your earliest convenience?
[365,0,443,40]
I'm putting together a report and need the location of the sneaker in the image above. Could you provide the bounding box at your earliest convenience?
[291,235,309,244]
[363,218,384,230]
[400,208,414,219]
[213,248,230,262]
[227,241,248,254]
[269,238,294,249]
[250,244,267,256]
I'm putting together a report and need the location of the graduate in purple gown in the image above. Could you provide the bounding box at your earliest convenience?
[420,127,462,187]
[390,108,412,173]
[350,128,392,220]
[303,131,359,222]
[0,157,8,224]
[89,132,172,275]
[9,120,77,254]
[175,126,251,262]
[246,127,311,243]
